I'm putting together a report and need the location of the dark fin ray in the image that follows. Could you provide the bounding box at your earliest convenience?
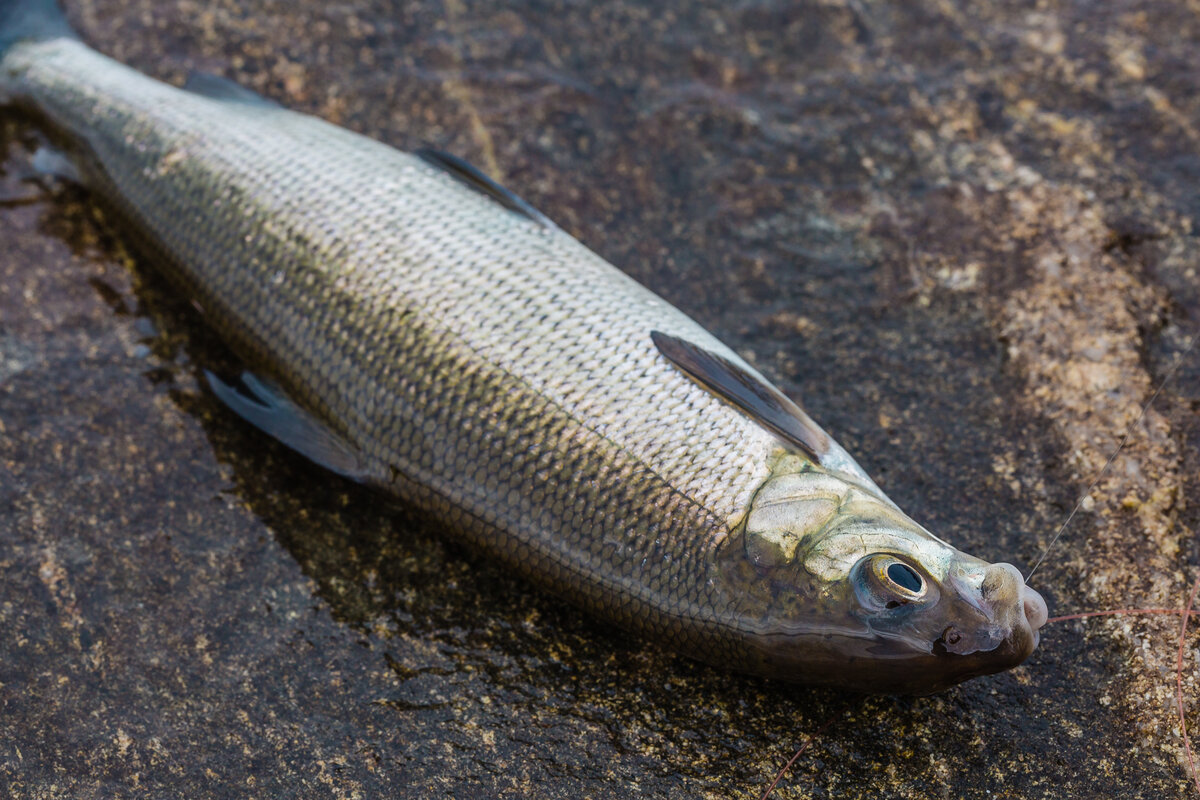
[205,370,367,480]
[0,0,75,56]
[416,148,555,229]
[651,331,831,463]
[184,71,281,108]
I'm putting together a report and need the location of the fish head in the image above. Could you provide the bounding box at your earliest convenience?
[729,466,1047,693]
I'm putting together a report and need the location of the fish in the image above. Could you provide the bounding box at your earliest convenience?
[0,0,1047,693]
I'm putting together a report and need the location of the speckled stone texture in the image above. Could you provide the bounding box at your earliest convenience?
[1,1,1198,798]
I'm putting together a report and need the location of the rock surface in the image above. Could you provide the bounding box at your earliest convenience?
[1,1,1198,797]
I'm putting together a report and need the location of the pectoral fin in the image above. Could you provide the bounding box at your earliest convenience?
[205,370,367,480]
[650,330,832,464]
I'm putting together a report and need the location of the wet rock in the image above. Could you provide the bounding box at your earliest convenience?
[1,1,1197,798]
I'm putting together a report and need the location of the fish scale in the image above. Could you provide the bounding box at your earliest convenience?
[7,37,772,633]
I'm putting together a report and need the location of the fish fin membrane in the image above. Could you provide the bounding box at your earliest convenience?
[31,144,81,182]
[183,71,281,108]
[0,0,74,56]
[650,330,832,464]
[415,148,557,229]
[205,369,368,481]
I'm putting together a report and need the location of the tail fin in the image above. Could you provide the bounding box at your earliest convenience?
[0,0,75,57]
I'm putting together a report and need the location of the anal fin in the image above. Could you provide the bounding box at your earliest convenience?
[31,144,82,183]
[205,370,367,480]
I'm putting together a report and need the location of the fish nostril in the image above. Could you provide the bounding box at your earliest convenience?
[1023,586,1048,629]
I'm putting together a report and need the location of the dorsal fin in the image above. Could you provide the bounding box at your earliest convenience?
[184,71,281,108]
[651,331,832,463]
[415,148,555,229]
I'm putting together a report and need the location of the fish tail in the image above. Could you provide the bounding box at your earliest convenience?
[0,0,74,102]
[0,0,74,59]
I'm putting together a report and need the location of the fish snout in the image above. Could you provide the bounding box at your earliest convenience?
[1022,583,1048,631]
[981,562,1048,660]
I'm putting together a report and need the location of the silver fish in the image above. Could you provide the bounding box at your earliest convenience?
[0,0,1046,693]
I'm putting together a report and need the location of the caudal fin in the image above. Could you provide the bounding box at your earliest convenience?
[0,0,75,57]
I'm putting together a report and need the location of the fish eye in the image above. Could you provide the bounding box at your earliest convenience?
[855,554,929,610]
[887,562,923,593]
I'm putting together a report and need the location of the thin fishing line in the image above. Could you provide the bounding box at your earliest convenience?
[760,712,840,800]
[1026,330,1198,582]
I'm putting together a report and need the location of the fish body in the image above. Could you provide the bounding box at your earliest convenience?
[0,0,1046,693]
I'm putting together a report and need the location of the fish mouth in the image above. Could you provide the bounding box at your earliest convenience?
[1023,583,1048,633]
[934,562,1048,667]
[997,569,1048,662]
[1015,581,1048,661]
[988,561,1048,639]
